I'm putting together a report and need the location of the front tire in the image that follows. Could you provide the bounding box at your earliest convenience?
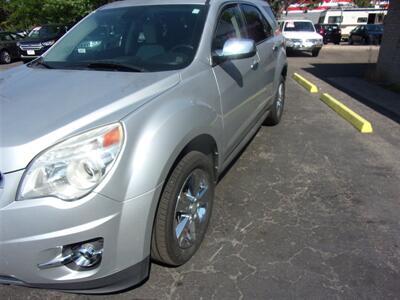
[312,49,320,57]
[264,76,285,126]
[151,151,215,266]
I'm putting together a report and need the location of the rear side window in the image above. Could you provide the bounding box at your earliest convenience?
[240,4,272,43]
[0,34,13,41]
[212,5,246,52]
[262,6,277,28]
[328,16,342,24]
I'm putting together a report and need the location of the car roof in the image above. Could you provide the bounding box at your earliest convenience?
[279,19,313,23]
[100,0,269,10]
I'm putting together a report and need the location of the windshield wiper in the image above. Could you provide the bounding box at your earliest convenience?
[28,58,53,69]
[85,62,145,72]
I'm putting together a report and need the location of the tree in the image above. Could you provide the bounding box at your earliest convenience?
[1,0,113,30]
[267,0,323,18]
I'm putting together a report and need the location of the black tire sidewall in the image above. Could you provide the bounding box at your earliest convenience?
[264,76,285,126]
[157,152,215,266]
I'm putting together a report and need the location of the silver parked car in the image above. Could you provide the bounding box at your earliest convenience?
[0,0,287,293]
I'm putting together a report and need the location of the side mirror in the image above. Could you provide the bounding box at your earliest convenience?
[213,38,256,63]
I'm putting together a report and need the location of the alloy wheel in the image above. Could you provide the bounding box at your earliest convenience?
[174,169,210,249]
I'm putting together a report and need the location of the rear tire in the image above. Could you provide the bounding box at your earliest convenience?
[312,49,320,57]
[264,76,285,126]
[151,151,215,266]
[0,50,11,64]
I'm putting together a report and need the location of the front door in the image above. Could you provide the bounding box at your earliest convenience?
[212,4,267,158]
[240,3,277,105]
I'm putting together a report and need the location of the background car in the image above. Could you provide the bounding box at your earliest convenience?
[279,19,323,57]
[0,32,22,64]
[18,24,68,62]
[349,24,384,45]
[315,23,342,44]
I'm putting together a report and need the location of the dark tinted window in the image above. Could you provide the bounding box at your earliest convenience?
[328,16,342,23]
[262,6,277,28]
[366,24,383,32]
[212,5,246,51]
[323,24,339,31]
[0,33,13,41]
[241,4,271,42]
[28,25,64,39]
[42,5,207,72]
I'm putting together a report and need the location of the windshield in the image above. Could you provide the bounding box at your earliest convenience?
[284,21,315,32]
[367,24,383,32]
[28,26,62,39]
[41,5,207,72]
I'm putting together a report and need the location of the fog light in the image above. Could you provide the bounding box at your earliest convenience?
[38,238,104,270]
[71,241,103,269]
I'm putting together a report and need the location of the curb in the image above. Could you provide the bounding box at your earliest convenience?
[320,93,373,133]
[292,73,319,93]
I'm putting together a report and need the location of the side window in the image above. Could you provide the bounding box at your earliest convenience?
[262,6,277,29]
[328,16,342,24]
[357,17,367,23]
[0,34,13,41]
[212,5,246,52]
[240,4,271,43]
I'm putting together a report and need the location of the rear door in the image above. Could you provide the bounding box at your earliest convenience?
[212,4,266,157]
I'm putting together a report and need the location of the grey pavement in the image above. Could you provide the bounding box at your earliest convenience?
[0,46,400,299]
[0,61,22,71]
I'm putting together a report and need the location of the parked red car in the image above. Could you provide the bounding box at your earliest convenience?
[315,23,342,44]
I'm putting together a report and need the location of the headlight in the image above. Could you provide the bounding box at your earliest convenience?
[285,38,302,46]
[18,123,124,201]
[42,40,56,47]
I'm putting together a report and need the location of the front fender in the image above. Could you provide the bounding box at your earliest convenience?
[273,41,288,92]
[99,69,222,202]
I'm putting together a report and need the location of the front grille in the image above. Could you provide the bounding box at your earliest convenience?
[306,39,320,43]
[20,43,43,50]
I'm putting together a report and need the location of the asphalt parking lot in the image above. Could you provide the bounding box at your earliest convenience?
[1,46,399,299]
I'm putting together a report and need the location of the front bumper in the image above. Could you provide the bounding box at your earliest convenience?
[286,40,323,51]
[0,170,160,293]
[19,47,49,61]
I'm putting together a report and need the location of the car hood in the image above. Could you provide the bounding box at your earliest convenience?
[283,31,322,40]
[0,65,181,173]
[20,36,59,43]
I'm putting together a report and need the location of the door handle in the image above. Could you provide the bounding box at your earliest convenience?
[251,60,259,70]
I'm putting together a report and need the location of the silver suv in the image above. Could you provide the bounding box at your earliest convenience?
[0,0,287,293]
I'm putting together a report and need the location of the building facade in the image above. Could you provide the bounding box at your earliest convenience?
[377,0,400,85]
